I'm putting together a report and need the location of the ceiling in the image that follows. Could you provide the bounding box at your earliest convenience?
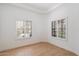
[22,3,59,11]
[11,3,63,14]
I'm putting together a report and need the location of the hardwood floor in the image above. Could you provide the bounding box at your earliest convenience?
[0,42,77,56]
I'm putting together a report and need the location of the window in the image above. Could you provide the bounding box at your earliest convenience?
[51,21,56,37]
[16,20,32,39]
[58,19,66,38]
[51,17,67,39]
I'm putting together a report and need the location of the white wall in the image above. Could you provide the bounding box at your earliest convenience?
[39,14,48,42]
[0,4,4,50]
[0,4,46,51]
[48,3,79,55]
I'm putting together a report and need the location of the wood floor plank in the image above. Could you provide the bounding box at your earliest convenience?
[0,42,77,56]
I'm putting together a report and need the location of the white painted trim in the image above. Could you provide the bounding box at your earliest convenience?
[47,3,63,13]
[8,3,64,14]
[9,3,47,14]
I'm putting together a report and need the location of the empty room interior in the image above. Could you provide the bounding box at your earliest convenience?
[0,3,79,56]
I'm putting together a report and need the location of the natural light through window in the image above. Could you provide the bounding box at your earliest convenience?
[16,20,32,39]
